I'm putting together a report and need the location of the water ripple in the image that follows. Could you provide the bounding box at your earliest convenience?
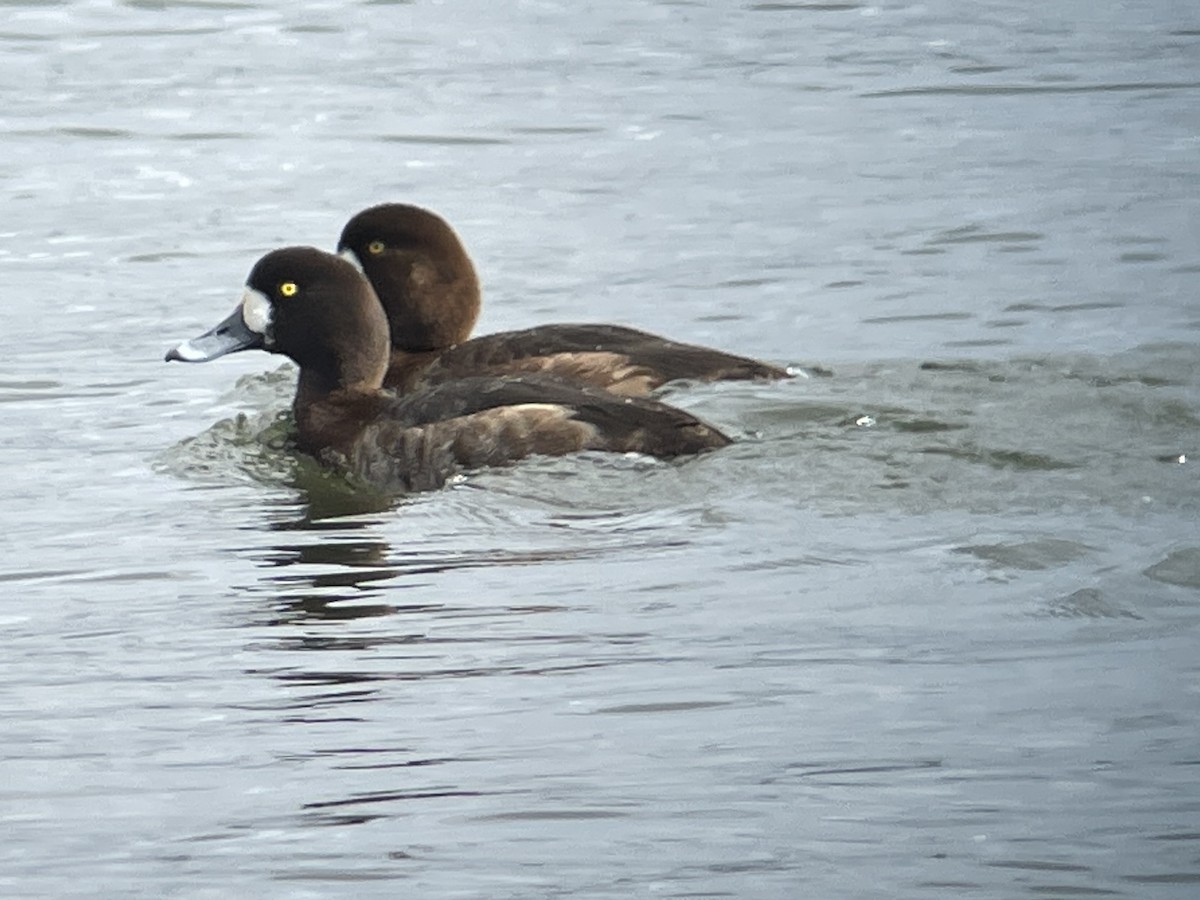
[864,81,1200,98]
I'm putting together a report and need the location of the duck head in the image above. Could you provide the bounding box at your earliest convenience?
[166,247,390,396]
[337,203,481,353]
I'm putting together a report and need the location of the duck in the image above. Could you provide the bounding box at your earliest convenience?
[336,203,792,395]
[165,247,731,493]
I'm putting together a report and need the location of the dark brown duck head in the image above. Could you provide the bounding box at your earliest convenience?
[165,247,390,402]
[165,246,731,492]
[337,203,481,353]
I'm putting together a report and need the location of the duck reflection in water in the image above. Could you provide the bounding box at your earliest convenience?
[248,529,598,630]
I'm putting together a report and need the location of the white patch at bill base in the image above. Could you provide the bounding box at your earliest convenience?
[339,248,364,272]
[241,287,272,335]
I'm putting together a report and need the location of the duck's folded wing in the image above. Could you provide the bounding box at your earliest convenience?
[424,323,789,395]
[384,374,726,441]
[346,375,730,491]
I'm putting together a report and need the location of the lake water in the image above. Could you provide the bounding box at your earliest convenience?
[2,1,1199,897]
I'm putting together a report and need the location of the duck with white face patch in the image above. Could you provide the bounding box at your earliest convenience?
[335,203,793,395]
[165,247,732,493]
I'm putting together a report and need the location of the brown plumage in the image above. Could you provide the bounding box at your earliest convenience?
[337,203,791,395]
[166,247,730,494]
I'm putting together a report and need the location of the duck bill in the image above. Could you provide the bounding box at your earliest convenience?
[164,304,263,363]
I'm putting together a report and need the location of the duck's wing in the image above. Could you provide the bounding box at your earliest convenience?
[341,375,731,492]
[422,323,790,396]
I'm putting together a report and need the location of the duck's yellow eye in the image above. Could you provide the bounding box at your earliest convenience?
[367,240,385,255]
[279,281,298,297]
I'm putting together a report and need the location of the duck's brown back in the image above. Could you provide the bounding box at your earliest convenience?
[399,323,790,396]
[304,374,731,492]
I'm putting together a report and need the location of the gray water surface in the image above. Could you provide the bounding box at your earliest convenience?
[2,2,1199,898]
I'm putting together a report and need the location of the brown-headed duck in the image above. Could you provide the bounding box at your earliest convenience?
[165,247,730,493]
[336,203,791,395]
